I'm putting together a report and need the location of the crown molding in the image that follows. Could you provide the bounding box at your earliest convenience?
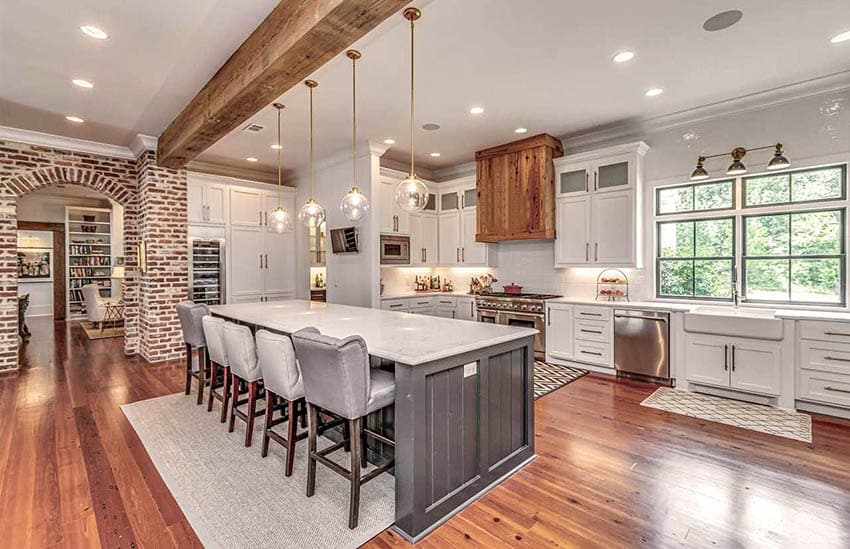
[559,70,850,152]
[433,161,476,182]
[0,125,136,159]
[129,134,157,158]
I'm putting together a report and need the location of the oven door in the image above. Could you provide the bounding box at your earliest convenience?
[502,311,545,360]
[380,235,410,265]
[477,308,500,324]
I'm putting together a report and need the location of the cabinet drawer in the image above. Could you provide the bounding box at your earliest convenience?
[800,340,850,375]
[574,306,611,322]
[433,296,457,308]
[381,298,409,311]
[798,369,850,408]
[410,297,436,308]
[574,340,610,366]
[409,306,433,315]
[799,320,850,343]
[574,319,610,343]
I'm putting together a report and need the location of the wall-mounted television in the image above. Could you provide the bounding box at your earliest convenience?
[330,227,359,254]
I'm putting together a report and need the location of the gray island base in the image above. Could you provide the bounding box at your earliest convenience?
[209,300,536,542]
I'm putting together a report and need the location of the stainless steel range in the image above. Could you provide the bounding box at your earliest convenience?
[475,293,561,360]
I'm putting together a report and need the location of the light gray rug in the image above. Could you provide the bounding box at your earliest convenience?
[121,393,395,548]
[641,387,812,443]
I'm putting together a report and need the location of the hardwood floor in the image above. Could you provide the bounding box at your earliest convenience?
[3,318,850,548]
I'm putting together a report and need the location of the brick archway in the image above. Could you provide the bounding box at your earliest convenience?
[2,166,141,366]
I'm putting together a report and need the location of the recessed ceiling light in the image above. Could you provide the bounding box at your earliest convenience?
[469,106,484,115]
[612,51,635,63]
[645,87,664,97]
[383,138,396,145]
[702,10,743,32]
[430,152,441,157]
[831,30,850,44]
[65,115,84,123]
[422,123,440,131]
[514,127,528,134]
[270,144,282,150]
[246,157,259,162]
[80,25,108,40]
[72,78,94,89]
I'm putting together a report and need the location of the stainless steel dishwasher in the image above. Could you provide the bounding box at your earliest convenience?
[613,309,671,385]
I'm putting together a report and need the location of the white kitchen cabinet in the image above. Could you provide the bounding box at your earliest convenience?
[379,177,410,234]
[188,177,227,226]
[229,225,265,302]
[461,208,487,265]
[686,334,781,396]
[409,213,438,266]
[553,142,648,268]
[439,212,461,265]
[382,298,410,312]
[545,303,574,361]
[230,187,264,227]
[436,181,488,267]
[456,297,476,321]
[264,230,296,295]
[686,335,730,387]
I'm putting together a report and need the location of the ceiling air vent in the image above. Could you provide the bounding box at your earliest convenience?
[242,123,265,133]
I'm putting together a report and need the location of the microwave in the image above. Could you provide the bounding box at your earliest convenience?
[380,234,410,265]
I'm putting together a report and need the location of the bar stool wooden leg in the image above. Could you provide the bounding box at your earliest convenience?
[184,343,192,395]
[349,417,362,529]
[306,403,318,497]
[219,367,231,423]
[245,381,258,447]
[196,347,207,405]
[228,373,239,433]
[207,360,218,412]
[262,391,276,457]
[285,399,298,477]
[360,420,368,469]
[342,421,351,452]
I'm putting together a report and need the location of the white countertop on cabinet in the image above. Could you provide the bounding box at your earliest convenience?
[210,300,536,365]
[773,309,850,322]
[380,291,475,300]
[547,297,693,312]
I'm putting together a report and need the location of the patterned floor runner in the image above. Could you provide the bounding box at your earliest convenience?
[534,361,588,400]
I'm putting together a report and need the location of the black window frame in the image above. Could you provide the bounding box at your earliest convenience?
[655,215,737,301]
[741,207,846,306]
[655,179,736,216]
[742,164,847,209]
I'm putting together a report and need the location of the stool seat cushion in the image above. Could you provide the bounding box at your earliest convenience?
[202,315,229,367]
[176,301,209,348]
[222,323,262,382]
[366,369,395,415]
[256,329,304,401]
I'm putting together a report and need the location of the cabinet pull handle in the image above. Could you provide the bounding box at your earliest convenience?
[265,211,268,226]
[579,311,602,317]
[259,211,262,225]
[547,310,551,326]
[825,331,850,337]
[724,344,728,371]
[265,254,268,268]
[456,248,460,262]
[825,386,850,394]
[594,171,598,190]
[580,329,603,334]
[462,247,465,262]
[585,172,589,193]
[824,355,850,363]
[594,242,598,262]
[585,242,589,262]
[581,350,602,357]
[259,254,263,268]
[471,302,474,317]
[731,345,736,372]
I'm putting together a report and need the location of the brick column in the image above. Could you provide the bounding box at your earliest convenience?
[135,151,188,362]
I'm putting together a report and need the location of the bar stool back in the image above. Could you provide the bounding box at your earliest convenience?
[222,322,264,447]
[176,301,209,405]
[256,330,306,476]
[292,327,396,529]
[202,316,231,423]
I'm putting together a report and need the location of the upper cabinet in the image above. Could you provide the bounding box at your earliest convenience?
[437,176,488,267]
[554,142,649,268]
[475,134,564,242]
[187,174,227,226]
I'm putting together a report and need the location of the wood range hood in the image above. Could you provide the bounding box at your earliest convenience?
[475,133,564,242]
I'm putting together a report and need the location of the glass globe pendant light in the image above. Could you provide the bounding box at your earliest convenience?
[394,7,430,213]
[298,79,326,228]
[270,103,292,233]
[339,49,370,222]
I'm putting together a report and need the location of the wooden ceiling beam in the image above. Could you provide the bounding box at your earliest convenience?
[157,0,410,169]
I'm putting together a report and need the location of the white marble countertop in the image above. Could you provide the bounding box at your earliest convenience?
[773,309,850,322]
[380,290,475,300]
[547,297,694,312]
[209,300,537,365]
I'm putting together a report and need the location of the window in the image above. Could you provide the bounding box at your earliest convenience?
[657,180,734,215]
[657,217,734,299]
[655,164,847,305]
[743,209,845,304]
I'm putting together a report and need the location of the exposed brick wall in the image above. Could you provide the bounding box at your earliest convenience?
[0,139,187,369]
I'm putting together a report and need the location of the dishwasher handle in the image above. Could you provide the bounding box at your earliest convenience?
[614,313,668,322]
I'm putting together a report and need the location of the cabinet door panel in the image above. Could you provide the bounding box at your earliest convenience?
[205,184,227,225]
[555,196,590,265]
[230,188,263,227]
[456,298,476,321]
[265,230,296,295]
[546,305,574,361]
[685,335,730,387]
[461,209,486,265]
[730,340,781,396]
[559,168,589,195]
[379,179,396,233]
[187,181,205,223]
[439,212,461,265]
[592,190,632,265]
[229,226,264,299]
[593,153,633,193]
[408,214,425,265]
[421,214,439,266]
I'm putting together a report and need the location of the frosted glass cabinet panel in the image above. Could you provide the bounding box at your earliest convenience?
[597,161,629,191]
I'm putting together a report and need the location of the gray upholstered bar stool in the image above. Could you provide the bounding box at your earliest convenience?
[176,301,209,405]
[292,327,396,530]
[222,322,265,446]
[202,315,231,423]
[255,329,308,476]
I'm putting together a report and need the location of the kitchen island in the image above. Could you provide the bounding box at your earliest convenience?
[210,300,537,542]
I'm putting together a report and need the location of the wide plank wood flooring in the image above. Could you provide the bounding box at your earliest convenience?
[2,317,850,547]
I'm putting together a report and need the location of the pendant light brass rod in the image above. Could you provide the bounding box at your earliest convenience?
[305,80,318,200]
[403,9,420,176]
[273,103,284,208]
[700,143,780,161]
[347,50,360,190]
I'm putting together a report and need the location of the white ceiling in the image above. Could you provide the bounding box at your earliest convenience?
[0,0,279,144]
[1,0,849,175]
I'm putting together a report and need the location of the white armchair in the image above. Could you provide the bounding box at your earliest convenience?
[81,284,118,327]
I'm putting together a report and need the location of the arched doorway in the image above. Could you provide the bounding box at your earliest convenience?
[2,166,140,364]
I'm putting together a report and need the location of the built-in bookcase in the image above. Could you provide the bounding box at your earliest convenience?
[66,206,112,319]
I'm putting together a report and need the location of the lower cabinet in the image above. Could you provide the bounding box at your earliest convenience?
[686,334,781,396]
[545,303,574,361]
[456,297,476,321]
[545,303,613,368]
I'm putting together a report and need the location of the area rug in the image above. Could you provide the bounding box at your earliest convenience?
[81,321,125,340]
[121,393,395,549]
[534,361,588,400]
[641,387,812,443]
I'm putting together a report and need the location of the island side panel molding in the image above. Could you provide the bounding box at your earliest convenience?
[393,335,535,542]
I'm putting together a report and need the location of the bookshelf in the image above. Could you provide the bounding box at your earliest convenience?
[66,206,113,319]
